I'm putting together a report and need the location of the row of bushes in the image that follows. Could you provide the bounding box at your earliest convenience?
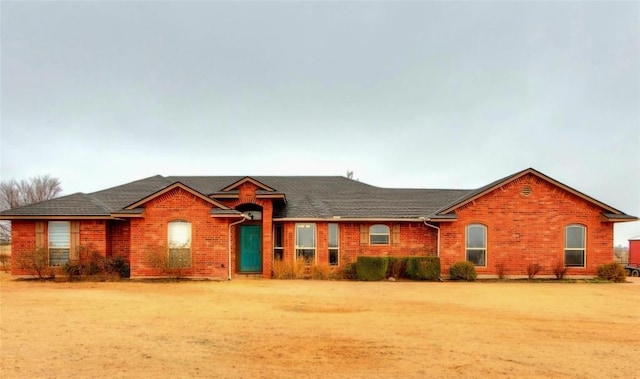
[65,253,130,280]
[16,248,130,280]
[355,259,628,282]
[61,258,629,282]
[15,245,628,283]
[355,256,442,281]
[449,261,627,282]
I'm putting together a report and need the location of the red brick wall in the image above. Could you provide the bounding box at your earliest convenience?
[277,221,438,266]
[10,221,36,275]
[10,220,109,276]
[79,220,107,257]
[107,220,130,259]
[439,173,614,277]
[129,187,230,278]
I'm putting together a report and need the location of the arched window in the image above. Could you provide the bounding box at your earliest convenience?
[565,224,586,267]
[466,224,486,266]
[369,224,390,245]
[168,220,191,268]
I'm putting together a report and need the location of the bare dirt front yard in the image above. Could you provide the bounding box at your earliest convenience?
[1,273,639,379]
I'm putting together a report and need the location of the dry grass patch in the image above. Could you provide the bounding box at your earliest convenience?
[1,272,639,378]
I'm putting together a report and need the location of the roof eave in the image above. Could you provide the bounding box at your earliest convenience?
[272,217,449,222]
[0,215,113,220]
[600,213,638,223]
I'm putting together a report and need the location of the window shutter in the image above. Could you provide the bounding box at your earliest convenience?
[360,225,368,245]
[35,222,45,250]
[392,224,401,246]
[70,221,80,261]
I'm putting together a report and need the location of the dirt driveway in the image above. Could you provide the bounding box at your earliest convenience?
[626,276,640,285]
[1,274,638,378]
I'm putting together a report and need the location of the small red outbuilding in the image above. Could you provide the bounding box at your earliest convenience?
[629,236,640,265]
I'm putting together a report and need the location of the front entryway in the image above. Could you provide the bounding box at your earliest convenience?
[239,225,262,272]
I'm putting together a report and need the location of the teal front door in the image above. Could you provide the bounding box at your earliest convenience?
[239,225,262,272]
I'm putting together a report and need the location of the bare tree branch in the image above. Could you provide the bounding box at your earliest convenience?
[0,221,10,242]
[0,175,62,241]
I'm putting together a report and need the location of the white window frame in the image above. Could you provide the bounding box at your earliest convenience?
[168,220,192,269]
[295,223,316,263]
[564,224,586,268]
[328,223,339,266]
[465,224,487,267]
[369,224,390,245]
[273,224,284,261]
[48,221,70,266]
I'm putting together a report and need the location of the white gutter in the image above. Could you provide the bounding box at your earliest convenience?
[228,216,250,280]
[420,217,440,257]
[272,217,457,222]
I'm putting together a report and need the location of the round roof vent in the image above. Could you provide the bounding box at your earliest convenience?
[521,186,532,197]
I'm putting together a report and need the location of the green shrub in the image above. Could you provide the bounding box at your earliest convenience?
[597,262,626,283]
[64,262,82,280]
[341,262,358,280]
[387,257,406,279]
[106,256,130,278]
[449,261,477,281]
[356,257,389,281]
[405,256,441,281]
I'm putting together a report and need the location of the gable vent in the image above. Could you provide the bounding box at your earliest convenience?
[521,186,532,197]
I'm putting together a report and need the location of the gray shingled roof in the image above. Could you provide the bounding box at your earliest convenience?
[0,175,472,219]
[0,170,635,220]
[92,175,174,210]
[0,193,113,216]
[168,175,472,218]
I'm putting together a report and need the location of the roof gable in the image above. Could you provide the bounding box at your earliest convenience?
[124,182,231,210]
[437,168,629,216]
[220,177,276,192]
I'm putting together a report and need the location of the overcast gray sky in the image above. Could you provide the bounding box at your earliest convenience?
[1,1,639,245]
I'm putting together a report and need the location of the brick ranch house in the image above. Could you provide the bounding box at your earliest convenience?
[1,168,636,279]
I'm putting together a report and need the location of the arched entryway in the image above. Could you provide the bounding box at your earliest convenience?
[236,204,263,273]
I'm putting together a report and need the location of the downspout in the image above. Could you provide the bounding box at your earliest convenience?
[228,216,250,281]
[420,217,440,257]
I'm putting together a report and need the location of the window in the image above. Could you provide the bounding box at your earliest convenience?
[273,224,284,261]
[295,223,316,262]
[565,225,585,267]
[49,221,70,266]
[168,220,191,268]
[328,223,339,266]
[369,224,390,245]
[466,224,486,266]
